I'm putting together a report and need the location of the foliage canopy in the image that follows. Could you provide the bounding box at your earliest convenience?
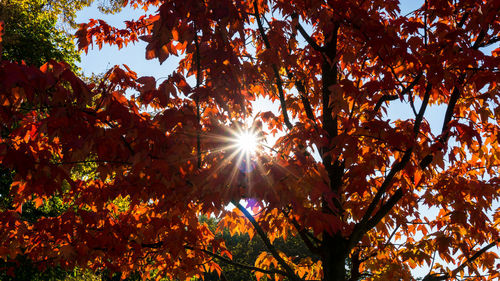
[0,0,80,68]
[0,0,499,280]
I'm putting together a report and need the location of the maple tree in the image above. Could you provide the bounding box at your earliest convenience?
[1,0,500,280]
[0,1,119,280]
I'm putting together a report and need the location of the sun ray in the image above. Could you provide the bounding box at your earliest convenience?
[236,130,259,155]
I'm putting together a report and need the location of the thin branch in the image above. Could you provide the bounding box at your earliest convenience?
[351,133,406,152]
[348,148,412,250]
[253,0,293,130]
[350,80,432,248]
[140,241,288,276]
[346,58,368,124]
[441,79,463,135]
[414,83,432,135]
[457,11,470,28]
[292,15,325,52]
[442,26,486,134]
[400,73,423,97]
[471,28,487,49]
[81,109,136,155]
[349,22,422,118]
[194,30,202,169]
[233,201,303,281]
[373,94,398,114]
[427,250,437,278]
[452,240,499,276]
[363,187,403,233]
[479,36,499,48]
[283,208,321,255]
[424,0,428,46]
[358,223,399,263]
[183,245,289,277]
[284,67,317,125]
[422,239,500,281]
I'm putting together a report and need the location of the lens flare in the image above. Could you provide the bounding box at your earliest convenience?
[236,130,259,154]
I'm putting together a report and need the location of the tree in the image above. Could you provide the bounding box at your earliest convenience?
[0,0,499,280]
[0,0,127,68]
[0,1,121,280]
[43,0,126,27]
[0,0,80,68]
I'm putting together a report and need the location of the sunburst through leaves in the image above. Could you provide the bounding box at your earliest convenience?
[234,129,259,155]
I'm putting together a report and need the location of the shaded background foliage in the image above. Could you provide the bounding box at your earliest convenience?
[0,0,80,68]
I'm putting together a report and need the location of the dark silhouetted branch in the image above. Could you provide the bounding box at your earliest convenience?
[253,0,293,130]
[422,239,499,281]
[373,94,398,113]
[233,201,303,281]
[294,18,325,52]
[184,245,289,276]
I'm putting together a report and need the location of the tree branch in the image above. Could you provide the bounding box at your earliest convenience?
[347,149,410,250]
[253,0,293,130]
[414,83,432,134]
[194,30,202,169]
[479,36,499,48]
[399,72,422,111]
[422,239,500,281]
[184,245,289,277]
[441,83,462,135]
[359,225,400,263]
[348,250,361,281]
[81,109,136,155]
[283,208,321,255]
[140,242,289,276]
[321,23,340,138]
[363,188,403,233]
[292,15,325,52]
[373,94,398,114]
[350,81,432,248]
[452,239,499,276]
[442,26,486,134]
[284,67,317,124]
[233,201,303,281]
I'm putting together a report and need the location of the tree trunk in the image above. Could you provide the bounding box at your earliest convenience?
[320,22,348,281]
[321,233,348,281]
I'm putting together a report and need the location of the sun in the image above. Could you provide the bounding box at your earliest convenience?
[235,130,259,155]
